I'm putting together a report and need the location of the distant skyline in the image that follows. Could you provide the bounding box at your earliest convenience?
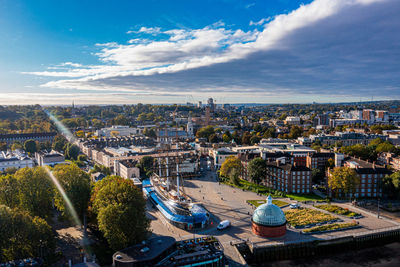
[1,0,400,105]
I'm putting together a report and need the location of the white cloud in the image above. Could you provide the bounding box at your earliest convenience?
[23,0,400,100]
[127,26,162,35]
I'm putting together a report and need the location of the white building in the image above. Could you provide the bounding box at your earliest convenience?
[35,150,65,166]
[284,116,301,125]
[96,125,143,137]
[0,150,34,172]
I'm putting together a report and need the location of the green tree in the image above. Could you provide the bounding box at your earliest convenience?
[53,165,91,222]
[0,205,55,261]
[196,126,215,140]
[138,156,154,178]
[0,175,19,209]
[220,156,242,185]
[241,131,252,145]
[11,142,23,151]
[311,168,325,184]
[222,133,231,143]
[382,172,400,199]
[208,133,219,143]
[247,158,266,184]
[14,167,54,220]
[65,143,80,160]
[23,139,37,153]
[376,141,396,154]
[328,167,360,199]
[52,135,67,152]
[92,177,149,250]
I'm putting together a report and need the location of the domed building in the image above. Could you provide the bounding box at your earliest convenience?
[251,196,287,237]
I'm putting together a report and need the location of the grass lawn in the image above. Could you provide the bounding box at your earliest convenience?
[284,208,337,227]
[247,199,288,208]
[302,222,358,233]
[315,204,361,217]
[285,193,325,202]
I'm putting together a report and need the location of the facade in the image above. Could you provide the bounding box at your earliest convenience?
[252,196,287,238]
[284,116,301,125]
[313,114,330,126]
[306,152,334,171]
[0,132,57,145]
[310,132,387,146]
[210,147,237,169]
[0,150,34,172]
[326,158,392,198]
[114,159,140,179]
[35,150,65,166]
[362,109,375,123]
[238,152,261,181]
[265,159,312,194]
[95,126,143,137]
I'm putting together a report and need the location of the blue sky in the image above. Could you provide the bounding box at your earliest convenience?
[0,0,399,105]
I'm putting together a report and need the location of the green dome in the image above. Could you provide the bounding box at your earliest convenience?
[252,196,286,226]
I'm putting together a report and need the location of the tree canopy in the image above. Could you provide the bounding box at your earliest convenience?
[328,167,360,198]
[53,164,91,221]
[0,205,55,261]
[247,157,266,184]
[90,176,150,250]
[220,156,242,185]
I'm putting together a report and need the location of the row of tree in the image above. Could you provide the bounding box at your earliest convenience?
[0,164,149,260]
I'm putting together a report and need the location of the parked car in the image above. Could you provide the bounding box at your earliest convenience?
[290,203,300,209]
[217,220,231,230]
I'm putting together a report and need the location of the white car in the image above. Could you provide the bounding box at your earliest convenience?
[217,220,231,230]
[290,203,300,209]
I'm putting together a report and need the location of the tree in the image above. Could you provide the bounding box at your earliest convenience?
[138,156,154,178]
[92,177,149,250]
[241,131,252,145]
[328,167,360,198]
[220,156,242,185]
[0,142,6,151]
[209,133,219,143]
[0,205,55,261]
[222,133,231,143]
[53,164,91,222]
[311,168,325,184]
[52,135,67,152]
[247,158,266,184]
[65,143,80,160]
[11,142,23,151]
[78,154,87,162]
[376,141,396,154]
[250,135,261,145]
[196,126,215,140]
[288,126,303,139]
[382,172,400,199]
[24,139,37,154]
[14,167,54,220]
[0,175,19,209]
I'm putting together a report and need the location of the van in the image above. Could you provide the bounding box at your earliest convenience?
[217,220,231,230]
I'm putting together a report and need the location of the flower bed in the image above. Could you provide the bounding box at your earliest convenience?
[284,208,338,227]
[247,199,288,208]
[315,204,362,218]
[302,222,359,234]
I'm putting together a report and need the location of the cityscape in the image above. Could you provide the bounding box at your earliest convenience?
[1,1,400,267]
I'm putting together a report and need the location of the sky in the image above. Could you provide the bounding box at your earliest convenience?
[0,0,399,105]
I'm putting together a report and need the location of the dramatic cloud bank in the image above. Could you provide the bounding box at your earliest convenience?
[24,0,400,100]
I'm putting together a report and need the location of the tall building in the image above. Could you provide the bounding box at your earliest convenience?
[362,109,375,122]
[207,98,215,111]
[186,115,194,137]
